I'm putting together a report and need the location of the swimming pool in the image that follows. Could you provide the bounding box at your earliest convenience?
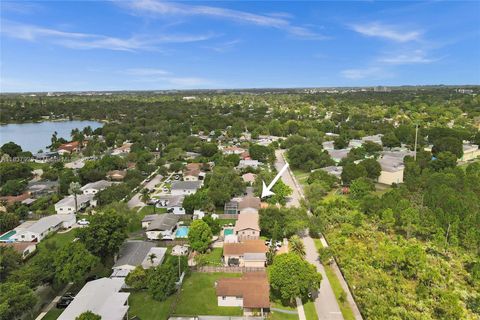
[175,226,189,238]
[224,228,234,236]
[0,230,16,242]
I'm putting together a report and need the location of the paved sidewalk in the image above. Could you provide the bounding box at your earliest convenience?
[35,282,73,320]
[296,297,307,320]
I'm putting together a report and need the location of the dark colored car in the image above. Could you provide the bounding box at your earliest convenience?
[56,297,73,308]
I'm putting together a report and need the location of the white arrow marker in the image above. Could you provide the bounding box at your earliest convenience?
[261,162,289,198]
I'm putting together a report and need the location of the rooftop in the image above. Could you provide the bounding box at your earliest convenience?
[80,180,112,191]
[238,195,261,211]
[223,240,267,256]
[234,212,260,232]
[57,278,129,320]
[146,214,180,231]
[171,180,202,190]
[113,241,157,268]
[215,272,270,308]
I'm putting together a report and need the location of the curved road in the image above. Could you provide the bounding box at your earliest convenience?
[275,150,344,320]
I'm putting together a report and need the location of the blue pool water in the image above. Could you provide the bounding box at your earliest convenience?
[0,230,16,242]
[175,226,189,238]
[224,228,234,236]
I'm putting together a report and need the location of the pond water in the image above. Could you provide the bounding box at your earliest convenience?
[0,120,103,152]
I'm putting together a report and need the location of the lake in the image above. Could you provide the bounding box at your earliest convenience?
[0,120,103,152]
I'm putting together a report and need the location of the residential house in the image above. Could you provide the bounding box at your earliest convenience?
[223,240,267,267]
[216,272,270,316]
[112,241,166,277]
[57,278,129,320]
[33,152,59,163]
[348,139,363,149]
[242,173,257,185]
[234,212,260,241]
[327,148,350,163]
[27,180,59,198]
[319,166,343,179]
[57,141,82,155]
[80,180,112,195]
[54,194,96,214]
[141,214,158,228]
[145,214,180,240]
[238,195,261,214]
[222,146,246,155]
[112,142,133,156]
[461,144,480,162]
[183,168,201,181]
[238,160,262,169]
[12,214,76,243]
[107,170,127,181]
[362,134,383,146]
[0,242,37,259]
[156,195,186,214]
[171,181,202,196]
[377,151,414,185]
[322,141,335,150]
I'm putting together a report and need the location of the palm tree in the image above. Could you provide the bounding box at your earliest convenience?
[289,235,306,258]
[68,181,81,213]
[148,253,157,265]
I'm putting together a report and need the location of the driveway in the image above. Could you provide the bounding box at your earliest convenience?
[274,149,344,320]
[127,174,163,209]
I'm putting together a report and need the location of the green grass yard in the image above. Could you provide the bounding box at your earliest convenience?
[42,308,63,320]
[173,273,243,316]
[196,248,224,266]
[303,301,318,320]
[128,291,174,320]
[38,229,76,250]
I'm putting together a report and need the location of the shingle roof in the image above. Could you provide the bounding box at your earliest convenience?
[234,212,260,232]
[55,194,94,208]
[146,214,180,231]
[215,272,270,308]
[113,241,157,268]
[223,240,267,256]
[171,181,202,190]
[238,195,261,211]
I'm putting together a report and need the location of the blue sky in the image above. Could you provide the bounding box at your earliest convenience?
[1,1,479,92]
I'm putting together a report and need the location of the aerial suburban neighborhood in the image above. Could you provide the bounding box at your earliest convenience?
[1,1,479,320]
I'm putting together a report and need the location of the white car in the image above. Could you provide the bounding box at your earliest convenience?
[78,219,90,225]
[162,187,169,192]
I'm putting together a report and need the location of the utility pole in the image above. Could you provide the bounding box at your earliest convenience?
[414,124,419,161]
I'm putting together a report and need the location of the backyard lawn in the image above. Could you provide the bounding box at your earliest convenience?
[303,301,318,320]
[196,248,224,266]
[173,273,243,316]
[38,229,76,250]
[269,300,298,320]
[129,291,174,320]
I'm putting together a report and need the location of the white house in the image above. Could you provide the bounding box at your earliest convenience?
[111,142,133,156]
[461,144,480,162]
[145,214,180,240]
[80,180,112,195]
[171,181,202,196]
[237,160,262,169]
[12,214,76,243]
[377,151,414,185]
[58,278,129,320]
[156,195,186,214]
[222,146,246,155]
[54,194,96,214]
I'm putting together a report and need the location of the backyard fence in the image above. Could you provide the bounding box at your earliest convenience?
[193,266,265,273]
[217,214,238,220]
[158,239,188,246]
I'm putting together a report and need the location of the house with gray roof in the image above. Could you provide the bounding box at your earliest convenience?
[327,148,350,163]
[112,241,166,277]
[54,193,95,214]
[319,166,343,179]
[145,214,180,240]
[156,195,186,214]
[80,180,113,195]
[171,181,202,196]
[12,214,76,243]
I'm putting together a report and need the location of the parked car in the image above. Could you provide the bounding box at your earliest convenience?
[78,219,90,225]
[56,297,73,308]
[162,187,169,192]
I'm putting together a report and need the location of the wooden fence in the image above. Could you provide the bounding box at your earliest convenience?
[194,266,265,273]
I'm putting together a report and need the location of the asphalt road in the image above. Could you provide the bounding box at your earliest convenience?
[274,149,344,320]
[127,174,164,209]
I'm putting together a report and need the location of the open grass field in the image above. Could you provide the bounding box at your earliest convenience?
[173,272,243,316]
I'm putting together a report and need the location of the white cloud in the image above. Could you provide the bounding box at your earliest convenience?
[379,50,438,64]
[122,0,325,39]
[341,67,392,80]
[206,39,242,53]
[0,20,215,51]
[124,68,213,88]
[123,68,170,76]
[351,22,421,42]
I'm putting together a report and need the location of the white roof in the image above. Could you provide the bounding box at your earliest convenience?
[141,247,167,269]
[55,194,94,208]
[80,180,112,191]
[19,214,75,235]
[58,278,129,320]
